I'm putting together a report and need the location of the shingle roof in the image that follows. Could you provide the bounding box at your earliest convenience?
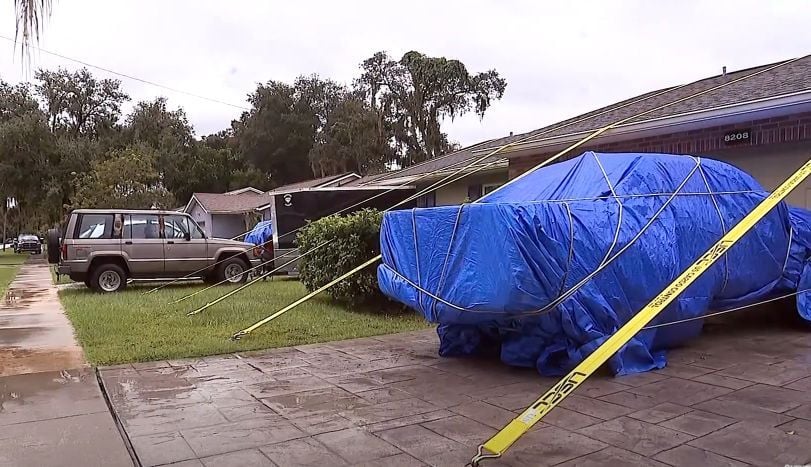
[361,55,811,183]
[350,138,513,186]
[191,191,269,213]
[519,56,811,142]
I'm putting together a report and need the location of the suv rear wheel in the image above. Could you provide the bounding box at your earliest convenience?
[89,263,127,293]
[217,257,248,284]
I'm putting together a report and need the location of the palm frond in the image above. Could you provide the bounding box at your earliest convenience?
[14,0,53,68]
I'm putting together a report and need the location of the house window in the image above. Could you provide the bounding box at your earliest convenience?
[483,183,503,195]
[416,192,436,208]
[467,184,482,201]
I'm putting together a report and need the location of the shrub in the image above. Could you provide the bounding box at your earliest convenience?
[297,208,388,305]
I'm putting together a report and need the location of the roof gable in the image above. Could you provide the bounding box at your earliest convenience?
[186,191,269,214]
[224,186,264,195]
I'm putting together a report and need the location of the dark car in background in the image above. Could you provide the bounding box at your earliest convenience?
[15,234,42,255]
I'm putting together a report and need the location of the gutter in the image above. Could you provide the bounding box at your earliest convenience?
[374,160,509,186]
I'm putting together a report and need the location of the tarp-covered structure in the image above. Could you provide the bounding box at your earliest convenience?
[245,220,273,247]
[378,152,811,376]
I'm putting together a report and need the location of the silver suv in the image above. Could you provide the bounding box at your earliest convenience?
[52,209,260,292]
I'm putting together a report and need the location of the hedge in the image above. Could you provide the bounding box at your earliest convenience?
[297,208,389,306]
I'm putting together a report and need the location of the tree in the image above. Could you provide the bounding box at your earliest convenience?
[34,67,129,137]
[356,50,506,166]
[72,146,175,209]
[123,97,196,199]
[0,82,40,120]
[233,80,316,186]
[200,131,273,192]
[235,74,398,184]
[309,96,391,176]
[0,79,56,230]
[125,97,194,150]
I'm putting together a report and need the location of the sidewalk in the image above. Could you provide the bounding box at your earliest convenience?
[0,258,133,467]
[0,258,85,376]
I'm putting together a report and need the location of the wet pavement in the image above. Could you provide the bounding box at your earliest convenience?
[100,307,811,467]
[0,258,86,376]
[0,368,133,466]
[0,258,133,466]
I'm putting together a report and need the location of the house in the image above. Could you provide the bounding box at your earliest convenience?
[184,187,268,239]
[182,175,364,240]
[357,55,811,209]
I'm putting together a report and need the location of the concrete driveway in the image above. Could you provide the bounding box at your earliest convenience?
[100,308,811,467]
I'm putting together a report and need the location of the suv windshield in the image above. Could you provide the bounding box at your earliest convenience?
[19,235,38,241]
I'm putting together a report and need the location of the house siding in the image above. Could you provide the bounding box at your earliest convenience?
[188,201,212,237]
[418,172,509,206]
[508,112,811,208]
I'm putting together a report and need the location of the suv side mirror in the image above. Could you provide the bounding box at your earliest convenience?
[184,231,191,241]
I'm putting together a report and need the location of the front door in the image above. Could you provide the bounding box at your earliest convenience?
[162,214,209,275]
[122,214,164,276]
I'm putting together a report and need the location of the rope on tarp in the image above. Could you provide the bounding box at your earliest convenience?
[394,158,702,315]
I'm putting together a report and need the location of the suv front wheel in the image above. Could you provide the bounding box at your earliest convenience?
[89,263,127,293]
[217,257,248,284]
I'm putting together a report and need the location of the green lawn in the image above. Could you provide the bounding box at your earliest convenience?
[60,278,431,366]
[0,249,29,295]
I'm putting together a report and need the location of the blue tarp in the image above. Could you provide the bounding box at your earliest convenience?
[378,152,811,376]
[245,220,273,246]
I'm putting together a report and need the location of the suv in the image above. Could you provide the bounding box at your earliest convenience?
[51,209,260,293]
[15,234,42,254]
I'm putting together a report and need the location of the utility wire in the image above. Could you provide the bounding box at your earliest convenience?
[0,34,250,111]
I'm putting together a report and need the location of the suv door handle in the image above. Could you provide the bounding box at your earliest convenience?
[125,241,133,245]
[167,241,175,244]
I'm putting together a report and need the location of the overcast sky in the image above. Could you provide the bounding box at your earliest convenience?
[1,1,809,146]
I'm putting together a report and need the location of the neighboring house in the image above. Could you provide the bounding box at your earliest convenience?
[183,176,362,239]
[357,55,811,208]
[184,187,268,239]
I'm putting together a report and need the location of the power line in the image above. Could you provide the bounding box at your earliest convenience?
[0,34,250,111]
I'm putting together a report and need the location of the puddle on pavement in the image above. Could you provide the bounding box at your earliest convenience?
[0,367,91,413]
[4,288,45,305]
[3,288,46,308]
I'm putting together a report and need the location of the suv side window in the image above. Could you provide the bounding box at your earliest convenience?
[189,218,205,239]
[163,215,191,239]
[125,214,161,239]
[76,214,114,239]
